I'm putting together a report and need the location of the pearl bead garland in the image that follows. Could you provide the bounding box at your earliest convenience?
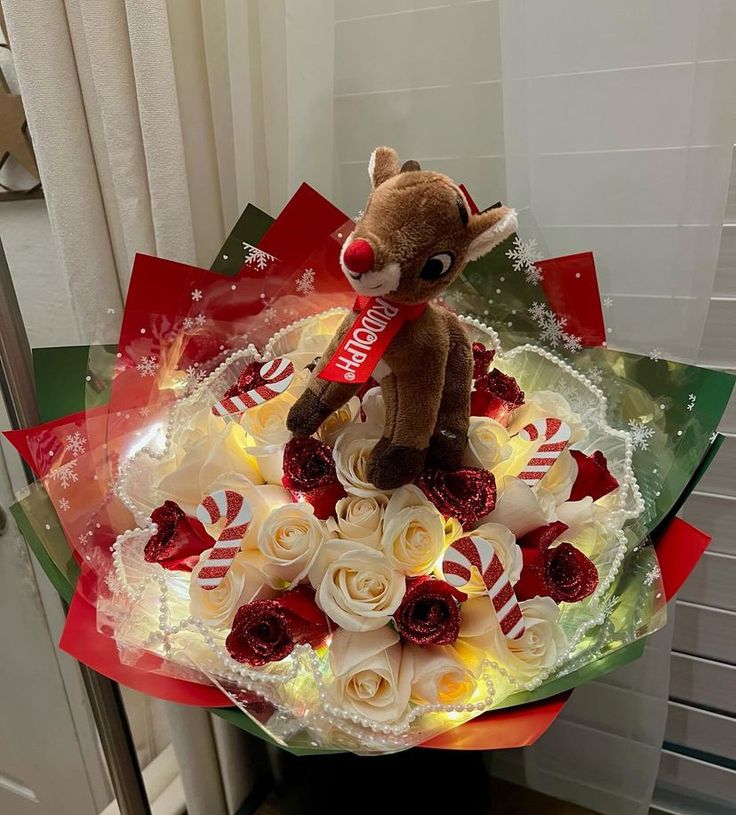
[107,309,648,749]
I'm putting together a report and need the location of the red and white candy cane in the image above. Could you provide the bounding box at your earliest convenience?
[195,490,252,590]
[212,357,294,416]
[517,417,572,486]
[442,536,525,640]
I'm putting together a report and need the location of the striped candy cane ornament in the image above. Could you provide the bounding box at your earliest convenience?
[212,357,294,416]
[195,490,252,590]
[442,536,525,639]
[517,417,572,486]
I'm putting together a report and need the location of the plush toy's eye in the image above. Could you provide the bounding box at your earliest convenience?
[419,252,455,281]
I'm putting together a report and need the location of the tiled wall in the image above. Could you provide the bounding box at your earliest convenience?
[500,0,736,361]
[334,0,506,216]
[658,147,736,811]
[334,1,736,363]
[334,2,736,812]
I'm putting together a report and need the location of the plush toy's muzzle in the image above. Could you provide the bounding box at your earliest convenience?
[342,238,374,276]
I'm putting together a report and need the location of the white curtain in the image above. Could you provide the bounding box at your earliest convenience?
[2,3,265,813]
[5,1,736,813]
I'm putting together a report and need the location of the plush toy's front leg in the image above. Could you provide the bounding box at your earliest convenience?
[287,312,359,436]
[426,320,472,469]
[367,351,446,490]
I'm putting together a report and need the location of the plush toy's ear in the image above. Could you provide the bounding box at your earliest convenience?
[466,206,518,262]
[369,146,401,189]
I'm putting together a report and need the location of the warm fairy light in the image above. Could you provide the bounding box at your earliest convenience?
[127,423,166,457]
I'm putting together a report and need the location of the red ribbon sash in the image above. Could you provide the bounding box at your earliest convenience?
[319,296,426,384]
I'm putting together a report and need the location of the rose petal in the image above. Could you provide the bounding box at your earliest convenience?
[282,437,345,519]
[394,577,464,647]
[226,600,295,666]
[514,547,549,601]
[515,542,598,604]
[545,543,599,603]
[471,368,524,423]
[518,521,569,551]
[225,586,331,666]
[472,342,495,380]
[569,450,619,503]
[485,477,552,537]
[144,501,213,571]
[416,467,496,528]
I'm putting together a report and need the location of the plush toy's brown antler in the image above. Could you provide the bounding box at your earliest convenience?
[287,147,517,489]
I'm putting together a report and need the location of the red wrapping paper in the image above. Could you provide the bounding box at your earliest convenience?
[61,585,231,707]
[56,515,709,746]
[538,252,605,347]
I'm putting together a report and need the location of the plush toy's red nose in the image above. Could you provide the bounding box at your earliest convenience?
[343,239,374,274]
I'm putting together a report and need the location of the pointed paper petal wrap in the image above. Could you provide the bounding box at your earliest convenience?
[3,179,733,756]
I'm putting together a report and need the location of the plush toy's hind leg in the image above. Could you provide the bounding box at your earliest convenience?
[426,323,472,469]
[367,359,444,490]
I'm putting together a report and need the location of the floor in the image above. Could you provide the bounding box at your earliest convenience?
[255,776,601,815]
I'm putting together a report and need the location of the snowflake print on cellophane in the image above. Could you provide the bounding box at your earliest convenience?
[5,173,735,755]
[32,183,726,611]
[108,185,357,426]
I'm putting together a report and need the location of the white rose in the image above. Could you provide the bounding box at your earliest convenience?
[327,494,387,549]
[360,387,385,433]
[488,596,568,681]
[240,382,306,484]
[244,443,285,485]
[257,502,326,583]
[289,329,338,371]
[240,390,296,447]
[407,645,477,706]
[536,449,579,508]
[189,549,276,629]
[329,627,412,723]
[382,485,447,576]
[156,416,263,514]
[453,596,497,669]
[333,422,385,497]
[506,390,588,446]
[317,397,361,446]
[463,416,513,472]
[451,522,522,597]
[564,517,609,561]
[308,539,405,631]
[556,496,596,532]
[485,476,553,537]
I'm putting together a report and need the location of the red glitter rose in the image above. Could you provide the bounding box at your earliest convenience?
[471,342,496,381]
[416,466,496,528]
[226,585,331,667]
[518,521,568,550]
[569,450,619,503]
[470,368,525,425]
[516,542,598,604]
[282,437,346,519]
[144,501,213,572]
[394,577,466,646]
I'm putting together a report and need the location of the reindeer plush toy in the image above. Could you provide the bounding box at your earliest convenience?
[287,147,517,489]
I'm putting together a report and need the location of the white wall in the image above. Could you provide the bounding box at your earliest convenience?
[334,1,735,363]
[334,0,506,216]
[500,0,736,362]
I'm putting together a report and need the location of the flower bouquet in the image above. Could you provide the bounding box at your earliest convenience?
[6,149,734,755]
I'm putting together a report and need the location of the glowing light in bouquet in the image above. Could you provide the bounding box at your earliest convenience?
[107,311,646,749]
[6,169,732,756]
